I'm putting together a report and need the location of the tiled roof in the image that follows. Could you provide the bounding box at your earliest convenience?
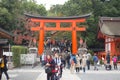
[0,27,14,39]
[99,17,120,37]
[25,13,91,20]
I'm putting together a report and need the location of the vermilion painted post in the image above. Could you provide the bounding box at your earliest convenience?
[38,22,44,55]
[72,21,77,55]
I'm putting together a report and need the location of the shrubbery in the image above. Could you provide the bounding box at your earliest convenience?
[11,46,27,67]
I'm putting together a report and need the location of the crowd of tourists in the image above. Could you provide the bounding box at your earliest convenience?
[40,49,119,80]
[40,50,96,80]
[44,38,72,53]
[40,38,119,80]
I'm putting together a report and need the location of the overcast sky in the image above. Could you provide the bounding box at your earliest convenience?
[35,0,68,10]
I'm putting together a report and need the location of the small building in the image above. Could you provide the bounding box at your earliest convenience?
[0,27,14,57]
[98,17,120,61]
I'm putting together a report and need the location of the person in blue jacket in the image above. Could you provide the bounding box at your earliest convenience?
[93,53,98,70]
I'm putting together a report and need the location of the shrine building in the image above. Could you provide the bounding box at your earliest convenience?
[98,17,120,61]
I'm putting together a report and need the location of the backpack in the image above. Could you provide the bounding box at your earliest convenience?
[113,57,117,63]
[1,60,5,68]
[93,56,98,62]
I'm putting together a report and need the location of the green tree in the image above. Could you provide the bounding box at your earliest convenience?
[62,0,92,16]
[0,0,47,31]
[49,4,63,16]
[0,7,12,30]
[22,1,47,16]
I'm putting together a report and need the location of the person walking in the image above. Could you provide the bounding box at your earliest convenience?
[59,55,64,78]
[66,53,70,69]
[45,54,56,80]
[82,53,87,73]
[106,51,110,64]
[93,53,98,70]
[79,54,83,70]
[0,55,10,80]
[70,54,76,74]
[112,55,118,70]
[54,53,61,66]
[86,52,91,70]
[105,51,112,70]
[61,53,66,69]
[75,54,80,73]
[53,53,62,79]
[41,54,46,66]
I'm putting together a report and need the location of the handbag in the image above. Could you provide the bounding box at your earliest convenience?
[45,67,52,73]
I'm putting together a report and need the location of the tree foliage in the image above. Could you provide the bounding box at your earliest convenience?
[49,4,63,16]
[0,0,47,31]
[61,0,92,16]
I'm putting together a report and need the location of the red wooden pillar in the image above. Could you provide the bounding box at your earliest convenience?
[38,22,44,55]
[72,21,77,55]
[111,42,115,56]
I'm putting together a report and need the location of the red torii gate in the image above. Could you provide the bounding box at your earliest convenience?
[25,14,90,55]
